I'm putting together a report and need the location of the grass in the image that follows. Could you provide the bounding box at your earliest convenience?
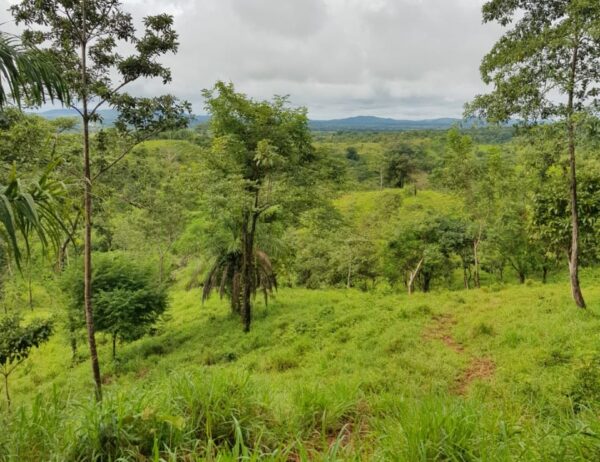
[3,274,600,460]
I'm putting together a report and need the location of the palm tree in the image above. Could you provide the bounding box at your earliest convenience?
[0,32,67,264]
[0,32,69,108]
[202,249,277,316]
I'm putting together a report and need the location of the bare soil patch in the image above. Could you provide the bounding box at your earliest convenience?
[423,313,496,394]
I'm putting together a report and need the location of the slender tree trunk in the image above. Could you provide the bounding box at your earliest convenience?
[473,228,482,289]
[112,334,117,360]
[57,211,81,272]
[567,39,586,308]
[542,265,548,284]
[408,258,423,295]
[241,191,259,332]
[241,217,256,332]
[422,272,431,293]
[346,257,352,289]
[3,374,10,411]
[81,0,103,399]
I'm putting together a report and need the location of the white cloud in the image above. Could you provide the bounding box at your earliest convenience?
[1,0,504,119]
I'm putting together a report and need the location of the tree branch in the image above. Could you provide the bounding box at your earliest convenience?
[92,130,157,181]
[89,79,131,117]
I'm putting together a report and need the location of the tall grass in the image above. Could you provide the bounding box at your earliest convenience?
[4,280,600,460]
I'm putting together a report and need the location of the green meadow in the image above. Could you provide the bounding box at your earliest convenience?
[4,273,600,461]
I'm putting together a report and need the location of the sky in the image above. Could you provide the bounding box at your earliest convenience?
[1,0,504,120]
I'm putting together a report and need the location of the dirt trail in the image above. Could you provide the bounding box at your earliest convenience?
[423,313,495,395]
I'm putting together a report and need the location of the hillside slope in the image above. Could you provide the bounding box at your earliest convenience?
[3,277,600,460]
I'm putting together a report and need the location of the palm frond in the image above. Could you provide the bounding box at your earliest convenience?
[0,165,66,269]
[202,249,277,314]
[0,33,70,108]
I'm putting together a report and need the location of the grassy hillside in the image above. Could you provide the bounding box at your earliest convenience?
[4,274,600,460]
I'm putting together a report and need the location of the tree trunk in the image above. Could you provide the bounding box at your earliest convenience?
[422,271,431,293]
[518,272,526,284]
[408,258,423,295]
[241,191,259,332]
[567,39,586,309]
[542,265,548,284]
[112,334,117,360]
[346,258,352,289]
[473,233,481,289]
[70,334,78,364]
[81,1,103,400]
[241,216,256,332]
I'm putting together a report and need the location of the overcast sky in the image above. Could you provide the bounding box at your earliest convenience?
[2,0,504,119]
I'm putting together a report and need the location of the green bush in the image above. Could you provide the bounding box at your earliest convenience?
[62,252,168,358]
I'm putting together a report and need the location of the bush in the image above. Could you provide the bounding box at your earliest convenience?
[62,252,168,358]
[569,355,600,411]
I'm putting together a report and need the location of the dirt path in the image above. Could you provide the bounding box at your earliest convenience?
[423,313,495,395]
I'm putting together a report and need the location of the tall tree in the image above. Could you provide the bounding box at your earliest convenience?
[202,82,314,332]
[11,0,190,399]
[466,0,600,308]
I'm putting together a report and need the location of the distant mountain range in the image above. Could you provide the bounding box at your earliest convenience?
[35,109,487,131]
[36,109,211,127]
[308,115,466,131]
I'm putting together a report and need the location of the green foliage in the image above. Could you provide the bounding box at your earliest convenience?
[531,163,600,260]
[569,355,600,411]
[383,143,422,188]
[202,249,277,314]
[468,0,600,123]
[200,82,317,330]
[0,314,52,408]
[0,315,53,369]
[11,0,191,135]
[0,32,69,108]
[345,146,360,161]
[0,165,65,268]
[63,253,167,358]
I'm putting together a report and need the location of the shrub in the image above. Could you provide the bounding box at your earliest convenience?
[63,252,168,358]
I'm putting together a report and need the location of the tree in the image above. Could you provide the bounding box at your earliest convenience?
[202,82,315,331]
[467,0,600,308]
[385,215,459,294]
[64,253,167,359]
[12,0,190,399]
[383,143,419,189]
[432,128,484,286]
[0,315,53,409]
[0,32,68,108]
[290,205,377,289]
[345,146,360,161]
[0,38,69,275]
[531,163,600,275]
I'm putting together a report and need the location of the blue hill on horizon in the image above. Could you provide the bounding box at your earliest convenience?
[34,109,496,131]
